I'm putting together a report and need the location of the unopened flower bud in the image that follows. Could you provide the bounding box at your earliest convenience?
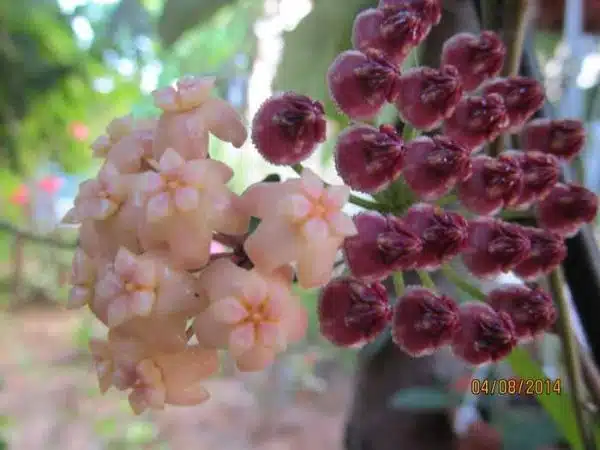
[513,226,567,280]
[444,93,509,151]
[536,183,598,237]
[334,124,405,193]
[403,203,468,270]
[482,77,545,132]
[457,154,524,215]
[520,118,586,161]
[452,302,517,366]
[504,150,560,209]
[342,212,422,281]
[378,0,442,26]
[327,50,400,120]
[394,66,463,130]
[352,8,428,65]
[392,287,460,356]
[251,92,327,165]
[403,135,471,200]
[318,277,392,346]
[487,285,556,340]
[441,31,506,91]
[462,218,531,278]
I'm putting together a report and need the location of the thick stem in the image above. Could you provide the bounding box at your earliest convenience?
[489,0,530,157]
[440,265,487,301]
[550,269,597,450]
[392,271,405,298]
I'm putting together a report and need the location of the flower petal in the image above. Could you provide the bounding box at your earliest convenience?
[130,291,155,316]
[107,297,132,327]
[281,194,312,222]
[174,186,199,212]
[67,286,91,309]
[147,192,172,222]
[229,323,256,356]
[210,296,249,324]
[324,185,351,208]
[302,218,330,241]
[327,211,358,236]
[258,322,287,351]
[137,171,165,193]
[244,219,299,272]
[159,148,185,172]
[300,168,325,199]
[114,247,138,276]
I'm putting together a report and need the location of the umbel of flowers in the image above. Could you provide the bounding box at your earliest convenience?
[66,0,597,415]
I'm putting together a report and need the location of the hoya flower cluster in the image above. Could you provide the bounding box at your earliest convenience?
[66,0,598,414]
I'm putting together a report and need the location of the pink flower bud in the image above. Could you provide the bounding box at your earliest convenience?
[441,31,506,91]
[487,285,556,340]
[251,92,327,165]
[505,150,560,209]
[394,66,463,130]
[482,77,545,132]
[461,218,531,278]
[403,135,471,200]
[391,287,460,356]
[318,277,392,347]
[452,302,517,365]
[378,0,442,26]
[342,212,423,281]
[403,203,468,270]
[334,124,405,193]
[352,8,428,65]
[536,183,598,237]
[444,93,509,151]
[457,154,524,215]
[520,118,586,161]
[327,50,400,120]
[513,227,567,280]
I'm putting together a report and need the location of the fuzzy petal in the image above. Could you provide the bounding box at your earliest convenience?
[107,298,131,327]
[159,148,185,171]
[114,247,138,277]
[244,219,300,272]
[300,168,325,199]
[210,296,249,324]
[174,186,199,212]
[229,323,256,356]
[235,346,276,372]
[296,238,340,288]
[328,211,358,236]
[196,98,248,148]
[324,185,351,208]
[130,291,155,316]
[147,192,172,222]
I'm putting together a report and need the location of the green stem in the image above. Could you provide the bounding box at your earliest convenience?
[291,163,382,211]
[402,123,418,142]
[441,265,487,301]
[392,271,405,298]
[500,209,534,221]
[436,193,458,207]
[417,270,436,290]
[550,269,597,450]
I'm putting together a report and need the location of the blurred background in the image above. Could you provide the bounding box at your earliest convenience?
[0,0,600,449]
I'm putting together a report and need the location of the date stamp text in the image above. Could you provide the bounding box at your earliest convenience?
[471,377,562,396]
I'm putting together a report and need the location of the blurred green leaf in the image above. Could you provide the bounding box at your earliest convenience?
[158,0,239,47]
[125,421,156,444]
[274,0,373,122]
[388,386,463,411]
[94,417,118,437]
[496,406,561,450]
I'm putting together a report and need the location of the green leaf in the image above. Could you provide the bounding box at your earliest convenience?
[158,0,239,47]
[274,0,374,122]
[496,406,561,450]
[125,421,156,444]
[388,387,463,411]
[506,347,584,450]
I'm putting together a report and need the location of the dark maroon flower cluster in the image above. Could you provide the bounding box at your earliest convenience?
[248,0,598,367]
[318,278,556,365]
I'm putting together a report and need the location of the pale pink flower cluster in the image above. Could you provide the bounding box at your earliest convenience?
[65,76,355,414]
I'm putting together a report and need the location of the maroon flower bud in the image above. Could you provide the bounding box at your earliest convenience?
[444,93,509,151]
[251,92,327,165]
[352,8,425,65]
[487,284,556,340]
[452,302,517,366]
[378,0,442,27]
[334,124,405,193]
[513,227,567,280]
[403,135,471,200]
[392,287,460,356]
[343,212,423,281]
[520,118,586,161]
[394,66,463,130]
[461,218,531,278]
[537,183,598,237]
[327,50,400,120]
[441,31,506,91]
[403,203,468,270]
[457,154,524,215]
[482,77,545,132]
[504,150,560,209]
[318,277,392,347]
